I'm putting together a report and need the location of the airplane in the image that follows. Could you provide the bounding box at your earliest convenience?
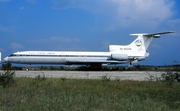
[2,31,174,68]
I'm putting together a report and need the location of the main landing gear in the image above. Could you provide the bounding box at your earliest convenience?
[26,64,31,71]
[85,63,102,71]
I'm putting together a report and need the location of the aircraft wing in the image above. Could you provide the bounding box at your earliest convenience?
[66,59,122,64]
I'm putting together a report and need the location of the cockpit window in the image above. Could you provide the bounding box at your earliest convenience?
[9,54,16,57]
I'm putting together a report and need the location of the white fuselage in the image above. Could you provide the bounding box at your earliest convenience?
[3,51,144,65]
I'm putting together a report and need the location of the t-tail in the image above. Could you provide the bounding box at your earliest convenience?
[109,31,174,64]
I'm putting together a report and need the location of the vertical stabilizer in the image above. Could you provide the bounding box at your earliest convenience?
[129,34,152,51]
[129,31,174,51]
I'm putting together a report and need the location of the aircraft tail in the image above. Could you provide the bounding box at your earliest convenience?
[129,31,174,51]
[109,31,174,52]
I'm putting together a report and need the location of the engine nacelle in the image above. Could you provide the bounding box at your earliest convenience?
[111,54,128,60]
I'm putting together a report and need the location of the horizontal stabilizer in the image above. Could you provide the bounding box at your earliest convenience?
[130,31,174,38]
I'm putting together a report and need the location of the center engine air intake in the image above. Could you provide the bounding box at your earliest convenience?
[111,54,128,60]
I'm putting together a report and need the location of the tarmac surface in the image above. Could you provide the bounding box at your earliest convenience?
[0,70,164,81]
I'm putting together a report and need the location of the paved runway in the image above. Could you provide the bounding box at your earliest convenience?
[0,70,164,81]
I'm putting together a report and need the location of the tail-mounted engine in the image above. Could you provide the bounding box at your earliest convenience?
[111,54,128,60]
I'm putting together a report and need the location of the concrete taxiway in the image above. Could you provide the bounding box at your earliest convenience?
[0,70,164,81]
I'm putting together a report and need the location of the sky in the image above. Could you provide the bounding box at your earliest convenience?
[0,0,180,66]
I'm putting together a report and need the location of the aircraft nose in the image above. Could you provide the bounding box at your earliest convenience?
[4,57,8,62]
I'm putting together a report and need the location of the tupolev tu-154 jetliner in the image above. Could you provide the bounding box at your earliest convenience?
[2,31,174,68]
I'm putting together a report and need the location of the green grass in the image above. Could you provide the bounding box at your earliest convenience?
[1,78,180,111]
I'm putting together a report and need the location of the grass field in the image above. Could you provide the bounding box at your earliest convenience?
[1,77,180,111]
